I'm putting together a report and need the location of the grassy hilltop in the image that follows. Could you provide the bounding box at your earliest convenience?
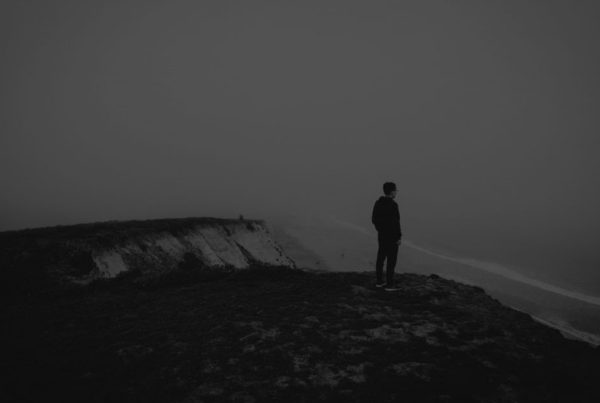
[1,266,599,403]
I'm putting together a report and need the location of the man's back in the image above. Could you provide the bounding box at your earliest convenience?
[371,196,401,240]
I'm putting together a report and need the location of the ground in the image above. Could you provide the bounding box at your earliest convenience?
[1,266,599,402]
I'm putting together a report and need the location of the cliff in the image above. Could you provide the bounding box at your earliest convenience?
[0,217,295,293]
[1,218,599,402]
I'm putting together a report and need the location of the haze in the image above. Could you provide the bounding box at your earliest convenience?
[2,1,599,292]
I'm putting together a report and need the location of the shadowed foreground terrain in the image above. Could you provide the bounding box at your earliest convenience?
[2,266,599,402]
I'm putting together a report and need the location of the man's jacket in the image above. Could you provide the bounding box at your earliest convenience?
[371,196,402,241]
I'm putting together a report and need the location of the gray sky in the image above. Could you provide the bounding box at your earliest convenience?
[2,1,599,288]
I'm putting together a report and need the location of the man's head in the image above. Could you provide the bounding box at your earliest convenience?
[383,182,397,198]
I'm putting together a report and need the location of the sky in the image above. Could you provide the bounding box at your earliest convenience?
[1,1,599,289]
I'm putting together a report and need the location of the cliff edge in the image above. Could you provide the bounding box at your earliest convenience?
[2,218,599,402]
[0,217,295,293]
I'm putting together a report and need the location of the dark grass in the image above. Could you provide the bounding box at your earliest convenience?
[1,266,599,402]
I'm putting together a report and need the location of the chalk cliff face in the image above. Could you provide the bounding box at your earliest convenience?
[0,218,295,290]
[89,221,295,280]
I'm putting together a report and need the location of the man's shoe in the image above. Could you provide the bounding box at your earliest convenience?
[375,282,385,288]
[384,284,399,292]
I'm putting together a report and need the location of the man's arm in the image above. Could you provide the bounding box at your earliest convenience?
[395,203,402,242]
[371,201,381,232]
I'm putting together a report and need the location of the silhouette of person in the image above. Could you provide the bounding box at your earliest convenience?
[371,182,402,291]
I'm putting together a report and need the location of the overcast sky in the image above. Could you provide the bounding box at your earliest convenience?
[2,1,599,283]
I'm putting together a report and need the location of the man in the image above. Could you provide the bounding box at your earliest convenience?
[371,182,402,291]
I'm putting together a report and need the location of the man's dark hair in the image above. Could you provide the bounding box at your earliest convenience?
[383,182,397,195]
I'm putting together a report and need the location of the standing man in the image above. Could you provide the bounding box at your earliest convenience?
[371,182,402,291]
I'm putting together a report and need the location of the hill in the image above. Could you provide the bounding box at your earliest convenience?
[2,266,599,402]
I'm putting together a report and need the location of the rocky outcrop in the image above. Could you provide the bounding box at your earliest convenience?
[0,217,295,291]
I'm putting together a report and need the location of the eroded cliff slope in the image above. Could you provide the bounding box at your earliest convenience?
[0,217,295,292]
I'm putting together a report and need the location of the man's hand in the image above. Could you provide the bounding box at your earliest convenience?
[397,239,402,245]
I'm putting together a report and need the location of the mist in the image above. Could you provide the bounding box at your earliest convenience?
[2,1,600,293]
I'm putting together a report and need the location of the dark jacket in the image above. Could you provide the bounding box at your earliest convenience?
[371,196,402,241]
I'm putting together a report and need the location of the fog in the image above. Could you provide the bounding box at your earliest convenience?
[2,1,599,293]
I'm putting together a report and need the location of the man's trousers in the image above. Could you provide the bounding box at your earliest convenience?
[375,236,399,285]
